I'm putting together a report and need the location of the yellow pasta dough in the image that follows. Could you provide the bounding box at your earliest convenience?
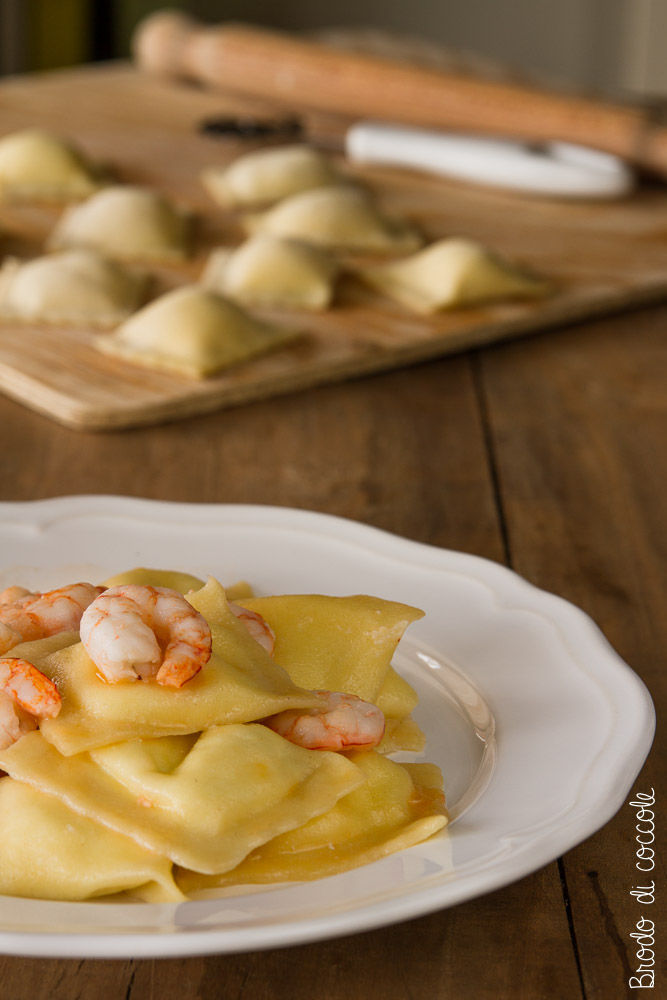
[177,751,447,890]
[0,725,362,874]
[374,665,419,719]
[101,566,253,602]
[0,249,147,327]
[201,235,339,310]
[379,715,426,754]
[0,777,183,901]
[0,128,103,202]
[240,595,424,753]
[239,593,423,701]
[97,285,299,378]
[0,568,446,901]
[374,666,425,752]
[244,185,422,253]
[201,144,341,208]
[48,185,190,261]
[355,237,549,313]
[101,566,206,593]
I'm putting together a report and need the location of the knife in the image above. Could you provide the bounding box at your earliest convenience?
[345,122,635,199]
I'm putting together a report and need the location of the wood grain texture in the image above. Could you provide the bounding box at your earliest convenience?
[478,305,665,999]
[2,66,667,429]
[0,63,663,1000]
[0,354,586,997]
[132,14,659,171]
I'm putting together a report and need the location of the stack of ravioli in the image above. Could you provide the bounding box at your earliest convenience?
[0,569,447,902]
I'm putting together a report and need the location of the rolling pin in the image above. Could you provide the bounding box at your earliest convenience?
[133,10,667,179]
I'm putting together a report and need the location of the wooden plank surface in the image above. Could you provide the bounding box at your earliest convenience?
[2,65,667,429]
[0,300,663,997]
[0,62,663,1000]
[479,307,666,999]
[0,353,586,999]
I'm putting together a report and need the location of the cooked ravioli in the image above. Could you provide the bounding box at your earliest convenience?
[355,237,549,313]
[244,185,422,253]
[177,751,447,890]
[35,578,322,755]
[239,594,423,700]
[379,715,426,754]
[374,665,425,752]
[374,665,419,719]
[0,777,182,901]
[48,185,190,261]
[0,568,445,901]
[101,567,252,601]
[201,235,338,310]
[101,566,206,593]
[0,249,146,327]
[0,726,363,875]
[97,284,298,378]
[0,128,103,202]
[201,145,341,208]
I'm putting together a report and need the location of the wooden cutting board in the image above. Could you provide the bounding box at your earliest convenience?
[1,63,667,431]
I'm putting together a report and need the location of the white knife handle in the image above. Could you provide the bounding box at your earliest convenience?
[346,122,635,199]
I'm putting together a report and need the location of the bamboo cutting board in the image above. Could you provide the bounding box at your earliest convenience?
[1,64,667,430]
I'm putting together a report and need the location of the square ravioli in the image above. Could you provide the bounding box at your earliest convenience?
[0,777,182,901]
[177,750,447,890]
[239,593,423,701]
[0,725,363,874]
[0,566,445,900]
[97,285,299,379]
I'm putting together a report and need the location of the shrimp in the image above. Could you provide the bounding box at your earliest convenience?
[79,584,212,688]
[264,691,385,751]
[0,657,62,751]
[229,602,275,655]
[0,586,32,607]
[0,582,105,655]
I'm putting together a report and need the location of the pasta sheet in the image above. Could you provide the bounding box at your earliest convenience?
[178,751,447,891]
[241,594,424,751]
[0,725,362,874]
[0,778,183,901]
[239,594,423,700]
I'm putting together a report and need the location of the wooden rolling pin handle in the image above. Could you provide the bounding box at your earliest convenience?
[133,10,667,178]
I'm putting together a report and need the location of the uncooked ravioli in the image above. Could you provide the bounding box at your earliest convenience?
[201,235,338,310]
[97,285,299,379]
[354,237,550,313]
[0,128,103,202]
[201,144,341,208]
[243,185,422,253]
[48,185,190,261]
[0,249,147,327]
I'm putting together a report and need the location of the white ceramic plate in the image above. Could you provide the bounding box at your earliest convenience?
[0,497,654,959]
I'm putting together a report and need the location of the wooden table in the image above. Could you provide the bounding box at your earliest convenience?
[0,66,664,999]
